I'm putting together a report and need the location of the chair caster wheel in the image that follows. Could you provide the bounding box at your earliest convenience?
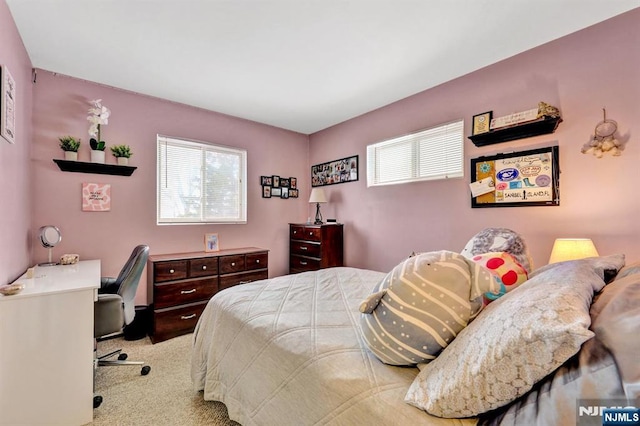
[118,353,128,360]
[141,365,151,375]
[93,395,103,409]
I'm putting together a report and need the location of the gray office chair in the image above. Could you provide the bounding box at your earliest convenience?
[94,244,150,408]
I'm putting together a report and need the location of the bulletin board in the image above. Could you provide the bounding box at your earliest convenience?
[470,146,560,208]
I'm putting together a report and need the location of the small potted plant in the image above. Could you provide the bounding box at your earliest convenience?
[87,99,110,164]
[110,144,132,166]
[59,136,81,161]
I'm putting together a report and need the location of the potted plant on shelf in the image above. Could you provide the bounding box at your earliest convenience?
[87,99,110,164]
[59,136,81,161]
[110,144,132,166]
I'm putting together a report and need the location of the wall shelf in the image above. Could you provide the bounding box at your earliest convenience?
[53,159,137,176]
[468,116,563,147]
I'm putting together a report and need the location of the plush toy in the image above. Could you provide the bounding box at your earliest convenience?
[460,227,533,274]
[359,250,500,366]
[470,251,528,305]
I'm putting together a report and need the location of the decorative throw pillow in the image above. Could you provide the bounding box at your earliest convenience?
[359,250,499,366]
[470,251,528,304]
[461,228,533,273]
[404,254,625,418]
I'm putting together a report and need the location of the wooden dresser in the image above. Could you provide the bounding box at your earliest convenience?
[147,247,268,343]
[289,223,343,274]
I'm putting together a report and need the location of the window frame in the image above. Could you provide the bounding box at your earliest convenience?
[156,134,247,225]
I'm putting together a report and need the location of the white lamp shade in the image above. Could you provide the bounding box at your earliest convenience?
[548,238,599,264]
[309,188,327,203]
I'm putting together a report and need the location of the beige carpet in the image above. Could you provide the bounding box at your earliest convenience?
[90,333,239,426]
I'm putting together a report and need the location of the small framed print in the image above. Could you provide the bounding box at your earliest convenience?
[280,177,290,188]
[290,177,297,189]
[289,188,299,198]
[260,175,273,186]
[82,183,111,212]
[272,175,280,188]
[281,187,289,199]
[271,187,282,197]
[204,233,219,252]
[472,111,493,135]
[262,185,272,198]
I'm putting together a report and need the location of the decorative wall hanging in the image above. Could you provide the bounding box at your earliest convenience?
[0,65,16,144]
[581,108,625,158]
[260,175,298,199]
[470,146,560,208]
[82,183,111,211]
[311,155,358,187]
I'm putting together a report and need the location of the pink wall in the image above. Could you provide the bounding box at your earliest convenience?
[0,1,33,285]
[31,72,309,303]
[309,9,640,272]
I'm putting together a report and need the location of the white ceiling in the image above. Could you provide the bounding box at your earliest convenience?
[6,1,638,134]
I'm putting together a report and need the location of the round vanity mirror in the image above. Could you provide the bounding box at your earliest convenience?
[38,225,62,266]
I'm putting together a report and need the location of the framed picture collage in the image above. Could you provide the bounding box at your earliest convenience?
[261,175,298,199]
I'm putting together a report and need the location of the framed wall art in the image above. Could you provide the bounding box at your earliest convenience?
[470,146,559,208]
[81,183,111,212]
[311,155,358,187]
[1,65,16,144]
[261,175,297,200]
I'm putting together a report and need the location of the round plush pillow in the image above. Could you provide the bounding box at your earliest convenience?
[471,251,528,304]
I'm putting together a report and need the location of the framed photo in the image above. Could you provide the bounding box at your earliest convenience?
[289,188,299,198]
[271,187,282,197]
[280,177,290,188]
[260,175,273,186]
[1,65,16,144]
[262,185,272,198]
[272,175,280,188]
[204,233,219,252]
[472,111,492,136]
[290,177,297,189]
[311,155,358,187]
[470,145,560,208]
[281,187,289,199]
[81,183,111,212]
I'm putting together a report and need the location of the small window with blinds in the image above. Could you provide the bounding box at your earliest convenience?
[157,135,247,224]
[366,119,464,187]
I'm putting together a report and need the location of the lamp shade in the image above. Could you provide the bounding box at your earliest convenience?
[548,238,599,264]
[309,188,327,204]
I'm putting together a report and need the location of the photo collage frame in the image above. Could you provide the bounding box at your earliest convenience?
[261,175,298,199]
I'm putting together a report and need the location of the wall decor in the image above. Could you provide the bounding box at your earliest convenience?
[311,155,358,187]
[204,233,219,252]
[1,65,16,144]
[81,183,111,212]
[472,111,492,135]
[470,146,559,208]
[581,108,625,158]
[261,175,297,200]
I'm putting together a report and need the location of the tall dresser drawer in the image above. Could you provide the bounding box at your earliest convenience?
[154,277,218,309]
[290,240,321,257]
[189,258,219,277]
[154,260,188,282]
[290,255,321,272]
[219,255,245,274]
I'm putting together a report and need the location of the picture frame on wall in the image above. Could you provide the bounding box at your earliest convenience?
[281,187,289,199]
[262,186,272,198]
[204,233,220,252]
[290,177,297,189]
[472,111,493,136]
[271,187,282,197]
[289,188,299,198]
[81,183,111,212]
[0,65,16,144]
[260,176,273,186]
[280,177,290,188]
[311,155,359,187]
[272,175,280,188]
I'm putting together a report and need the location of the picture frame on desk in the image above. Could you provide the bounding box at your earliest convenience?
[204,233,219,252]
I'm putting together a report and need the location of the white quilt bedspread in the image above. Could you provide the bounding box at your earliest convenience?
[191,267,475,426]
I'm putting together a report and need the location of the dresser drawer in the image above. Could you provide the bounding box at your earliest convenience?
[219,270,268,291]
[291,225,321,242]
[189,257,219,277]
[219,255,245,274]
[290,255,321,272]
[153,301,208,342]
[290,225,306,240]
[290,240,321,257]
[154,277,217,309]
[154,260,188,282]
[246,252,268,271]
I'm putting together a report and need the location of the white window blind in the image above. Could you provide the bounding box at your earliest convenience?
[367,119,464,187]
[157,135,247,224]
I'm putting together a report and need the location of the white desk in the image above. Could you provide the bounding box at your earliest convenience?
[0,260,100,425]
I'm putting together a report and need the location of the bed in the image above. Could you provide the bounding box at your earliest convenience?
[191,255,640,425]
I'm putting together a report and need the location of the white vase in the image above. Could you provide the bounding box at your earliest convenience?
[116,157,129,166]
[64,151,78,161]
[90,150,105,164]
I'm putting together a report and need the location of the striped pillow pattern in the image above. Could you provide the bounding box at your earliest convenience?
[359,250,498,366]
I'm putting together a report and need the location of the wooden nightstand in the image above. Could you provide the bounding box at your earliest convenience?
[289,223,343,274]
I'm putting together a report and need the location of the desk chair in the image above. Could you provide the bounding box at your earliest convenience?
[94,244,151,408]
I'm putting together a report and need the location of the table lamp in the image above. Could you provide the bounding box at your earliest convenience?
[548,238,599,264]
[309,188,327,225]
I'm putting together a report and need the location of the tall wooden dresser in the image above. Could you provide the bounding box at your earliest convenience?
[289,223,344,274]
[147,247,268,343]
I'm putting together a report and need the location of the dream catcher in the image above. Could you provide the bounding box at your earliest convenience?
[581,108,622,158]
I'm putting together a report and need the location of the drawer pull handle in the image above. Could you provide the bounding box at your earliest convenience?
[231,262,236,266]
[181,289,196,294]
[239,280,251,284]
[293,230,297,234]
[300,261,308,265]
[202,265,207,270]
[309,232,313,236]
[256,259,260,263]
[180,314,196,320]
[169,269,175,274]
[301,246,308,250]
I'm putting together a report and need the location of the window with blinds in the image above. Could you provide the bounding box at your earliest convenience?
[157,135,247,224]
[366,119,464,187]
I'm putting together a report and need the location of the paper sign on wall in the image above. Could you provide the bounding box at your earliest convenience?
[82,183,111,212]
